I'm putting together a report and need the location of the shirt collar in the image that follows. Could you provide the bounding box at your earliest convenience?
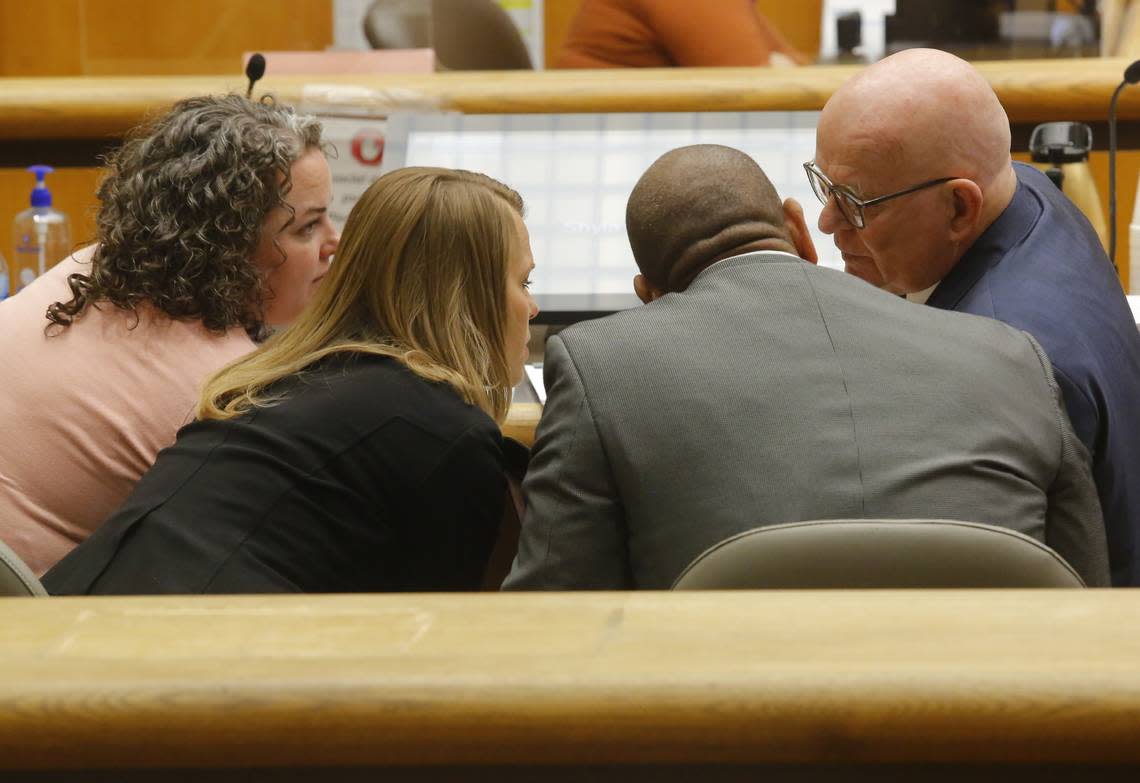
[906,282,940,304]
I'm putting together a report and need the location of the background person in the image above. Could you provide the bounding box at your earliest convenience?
[0,94,338,576]
[45,167,538,595]
[503,144,1108,590]
[811,48,1140,586]
[557,0,807,68]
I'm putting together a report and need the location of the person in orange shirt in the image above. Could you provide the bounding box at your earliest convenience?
[557,0,807,68]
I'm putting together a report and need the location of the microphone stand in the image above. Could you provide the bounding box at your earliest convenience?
[1107,60,1140,268]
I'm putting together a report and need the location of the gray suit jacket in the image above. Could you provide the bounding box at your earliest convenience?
[503,251,1109,589]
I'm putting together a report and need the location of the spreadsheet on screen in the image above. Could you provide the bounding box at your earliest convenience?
[381,111,836,321]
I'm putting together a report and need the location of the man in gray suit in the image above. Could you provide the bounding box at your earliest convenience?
[503,144,1109,590]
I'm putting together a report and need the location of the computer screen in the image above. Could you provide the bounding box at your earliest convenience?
[381,111,834,323]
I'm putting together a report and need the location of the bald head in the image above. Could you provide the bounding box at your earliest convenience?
[821,49,1011,190]
[813,50,1019,294]
[626,144,796,293]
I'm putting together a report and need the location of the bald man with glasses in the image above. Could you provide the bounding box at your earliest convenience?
[809,48,1140,586]
[503,144,1108,591]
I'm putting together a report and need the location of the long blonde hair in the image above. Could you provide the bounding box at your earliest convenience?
[198,167,523,423]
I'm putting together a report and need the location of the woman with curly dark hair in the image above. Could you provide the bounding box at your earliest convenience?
[0,94,338,576]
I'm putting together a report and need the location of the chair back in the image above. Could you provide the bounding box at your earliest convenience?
[0,538,47,596]
[673,519,1085,589]
[363,0,432,50]
[365,0,533,70]
[432,0,532,70]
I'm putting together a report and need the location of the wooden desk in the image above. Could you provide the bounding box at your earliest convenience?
[503,401,542,447]
[1,590,1139,780]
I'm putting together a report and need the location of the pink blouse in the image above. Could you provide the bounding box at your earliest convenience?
[0,247,256,575]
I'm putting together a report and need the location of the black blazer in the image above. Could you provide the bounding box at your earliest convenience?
[44,354,508,594]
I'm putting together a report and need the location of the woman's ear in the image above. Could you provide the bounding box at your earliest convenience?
[783,197,818,264]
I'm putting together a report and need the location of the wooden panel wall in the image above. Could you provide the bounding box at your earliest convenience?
[544,0,583,67]
[0,0,331,264]
[756,0,824,59]
[543,0,824,67]
[0,0,332,76]
[0,0,84,75]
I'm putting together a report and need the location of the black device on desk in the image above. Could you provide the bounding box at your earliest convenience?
[1028,121,1093,191]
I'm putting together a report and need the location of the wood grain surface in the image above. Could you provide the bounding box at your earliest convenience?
[0,590,1138,773]
[502,402,542,447]
[4,59,1140,140]
[4,62,1138,288]
[0,0,332,78]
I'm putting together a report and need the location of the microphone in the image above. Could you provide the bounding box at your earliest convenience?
[245,53,266,99]
[1126,60,1140,86]
[1108,59,1140,268]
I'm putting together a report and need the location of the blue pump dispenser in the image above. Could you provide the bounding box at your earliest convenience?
[28,165,54,208]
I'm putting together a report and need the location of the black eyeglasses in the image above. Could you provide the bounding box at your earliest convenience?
[803,161,956,229]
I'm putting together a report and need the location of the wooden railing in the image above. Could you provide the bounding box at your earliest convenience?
[4,61,1138,288]
[3,59,1140,139]
[0,590,1138,780]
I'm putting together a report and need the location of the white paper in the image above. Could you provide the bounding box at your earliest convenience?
[524,363,546,404]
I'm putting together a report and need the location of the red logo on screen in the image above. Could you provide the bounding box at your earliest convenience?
[351,131,385,166]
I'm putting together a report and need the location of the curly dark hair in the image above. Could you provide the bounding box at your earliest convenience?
[46,94,323,337]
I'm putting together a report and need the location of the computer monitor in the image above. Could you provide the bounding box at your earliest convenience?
[381,111,831,323]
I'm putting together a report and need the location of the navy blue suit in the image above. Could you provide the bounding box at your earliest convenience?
[927,162,1140,585]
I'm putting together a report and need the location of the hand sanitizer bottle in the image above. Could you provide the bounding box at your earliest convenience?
[11,165,71,293]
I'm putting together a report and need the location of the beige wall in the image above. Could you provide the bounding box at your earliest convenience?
[0,0,333,262]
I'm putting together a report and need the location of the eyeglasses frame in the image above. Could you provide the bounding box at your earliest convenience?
[803,161,957,229]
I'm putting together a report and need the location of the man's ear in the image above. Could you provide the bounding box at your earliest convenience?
[783,197,818,264]
[948,179,984,240]
[633,273,663,304]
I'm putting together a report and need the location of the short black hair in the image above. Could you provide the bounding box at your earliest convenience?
[626,144,789,292]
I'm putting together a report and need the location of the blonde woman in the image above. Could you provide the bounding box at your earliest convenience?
[44,167,538,594]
